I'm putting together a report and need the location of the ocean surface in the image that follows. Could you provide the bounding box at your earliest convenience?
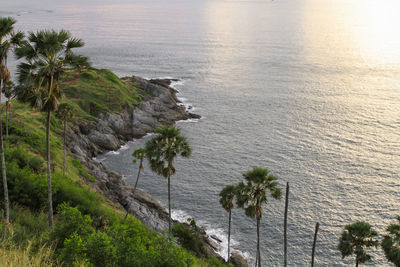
[3,0,400,265]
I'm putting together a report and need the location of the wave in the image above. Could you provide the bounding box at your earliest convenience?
[106,150,120,155]
[172,209,249,262]
[120,141,134,151]
[177,118,200,123]
[92,157,105,163]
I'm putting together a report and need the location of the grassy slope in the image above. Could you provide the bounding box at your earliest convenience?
[0,68,227,267]
[60,68,143,118]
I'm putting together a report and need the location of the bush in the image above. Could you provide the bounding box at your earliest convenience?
[7,147,30,168]
[1,161,47,210]
[110,221,194,267]
[28,156,45,173]
[86,231,116,267]
[51,204,94,249]
[60,232,89,266]
[172,221,207,258]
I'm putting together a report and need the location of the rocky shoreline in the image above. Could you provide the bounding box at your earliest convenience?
[65,76,248,267]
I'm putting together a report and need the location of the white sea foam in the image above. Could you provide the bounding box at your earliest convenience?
[120,141,134,151]
[92,157,105,163]
[177,118,200,123]
[171,209,192,223]
[170,79,185,89]
[106,150,120,155]
[171,209,248,262]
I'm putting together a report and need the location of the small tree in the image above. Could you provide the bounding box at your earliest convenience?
[56,103,74,176]
[219,184,236,262]
[338,221,378,267]
[145,125,191,235]
[236,167,282,267]
[382,216,400,267]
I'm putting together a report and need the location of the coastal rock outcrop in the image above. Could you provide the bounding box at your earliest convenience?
[66,76,248,266]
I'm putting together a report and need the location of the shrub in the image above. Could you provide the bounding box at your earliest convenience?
[7,147,30,168]
[60,232,89,266]
[172,221,207,258]
[28,156,45,173]
[86,231,116,267]
[109,221,194,267]
[1,161,48,210]
[51,204,94,249]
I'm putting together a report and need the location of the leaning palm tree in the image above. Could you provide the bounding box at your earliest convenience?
[338,221,378,267]
[2,81,15,138]
[124,147,148,219]
[14,29,84,228]
[55,103,74,176]
[381,216,400,267]
[145,125,191,235]
[236,167,282,267]
[132,147,147,194]
[219,184,236,262]
[0,17,24,223]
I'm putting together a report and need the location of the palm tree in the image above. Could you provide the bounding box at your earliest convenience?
[14,29,84,228]
[338,221,378,267]
[55,103,74,176]
[236,167,282,267]
[132,147,146,194]
[381,216,400,267]
[2,81,14,138]
[0,17,24,223]
[219,184,236,262]
[145,125,191,235]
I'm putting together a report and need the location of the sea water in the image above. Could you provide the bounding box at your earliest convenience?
[3,0,400,265]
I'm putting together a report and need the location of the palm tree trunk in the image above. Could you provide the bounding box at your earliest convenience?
[5,101,8,138]
[228,210,231,262]
[257,218,261,267]
[46,110,54,228]
[311,222,319,267]
[168,174,172,236]
[284,182,289,267]
[133,159,142,194]
[63,120,66,176]
[0,79,9,223]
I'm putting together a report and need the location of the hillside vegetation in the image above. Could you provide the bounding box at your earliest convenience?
[0,68,228,267]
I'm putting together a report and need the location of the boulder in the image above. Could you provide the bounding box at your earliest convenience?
[230,251,250,267]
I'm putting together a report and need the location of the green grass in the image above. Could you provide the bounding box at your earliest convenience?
[60,68,142,118]
[0,67,229,267]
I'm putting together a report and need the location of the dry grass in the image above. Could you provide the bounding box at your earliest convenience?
[0,225,57,267]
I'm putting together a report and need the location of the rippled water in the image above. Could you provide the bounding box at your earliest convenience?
[4,0,400,265]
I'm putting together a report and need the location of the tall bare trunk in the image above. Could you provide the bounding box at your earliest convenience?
[46,110,54,228]
[124,160,144,219]
[63,120,66,176]
[284,182,289,267]
[0,79,9,223]
[311,222,319,267]
[5,101,8,138]
[257,218,261,267]
[228,210,231,262]
[168,174,172,236]
[133,159,143,194]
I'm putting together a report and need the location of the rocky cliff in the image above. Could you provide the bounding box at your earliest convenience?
[66,76,248,266]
